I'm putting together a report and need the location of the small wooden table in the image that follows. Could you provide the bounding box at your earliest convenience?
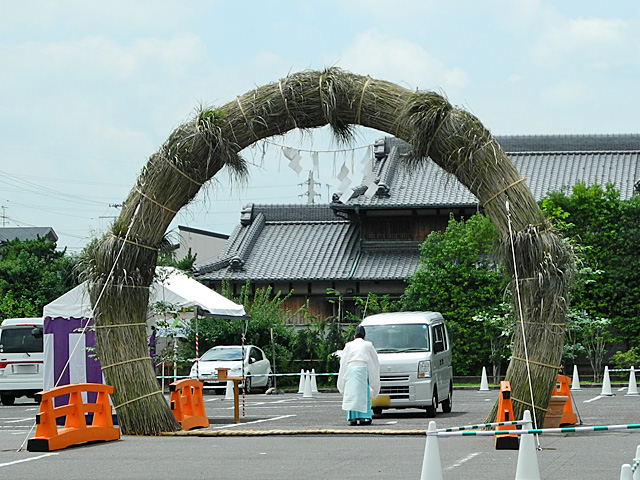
[215,368,242,423]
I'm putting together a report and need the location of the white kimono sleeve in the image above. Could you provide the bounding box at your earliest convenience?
[367,342,381,398]
[337,343,351,394]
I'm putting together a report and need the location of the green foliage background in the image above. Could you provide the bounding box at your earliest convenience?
[0,237,79,320]
[541,183,640,348]
[402,214,509,375]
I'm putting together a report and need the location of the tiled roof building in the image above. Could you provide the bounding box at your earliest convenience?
[194,134,640,322]
[0,227,58,245]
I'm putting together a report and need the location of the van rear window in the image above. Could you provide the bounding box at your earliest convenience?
[0,327,43,353]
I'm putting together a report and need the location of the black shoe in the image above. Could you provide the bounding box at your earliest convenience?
[349,420,358,426]
[360,419,372,425]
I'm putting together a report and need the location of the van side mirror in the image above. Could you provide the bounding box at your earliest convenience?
[434,341,445,353]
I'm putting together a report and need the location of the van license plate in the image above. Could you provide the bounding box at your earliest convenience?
[13,364,38,374]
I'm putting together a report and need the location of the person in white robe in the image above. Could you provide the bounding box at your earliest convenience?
[337,325,380,425]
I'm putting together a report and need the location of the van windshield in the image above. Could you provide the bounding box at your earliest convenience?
[364,324,430,353]
[0,327,43,354]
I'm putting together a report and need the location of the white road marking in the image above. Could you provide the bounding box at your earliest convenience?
[271,398,300,404]
[584,395,603,403]
[0,453,58,468]
[214,414,296,429]
[618,387,626,391]
[445,452,481,470]
[5,418,34,423]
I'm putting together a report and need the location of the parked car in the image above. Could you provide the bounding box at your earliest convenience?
[189,345,272,394]
[0,318,44,405]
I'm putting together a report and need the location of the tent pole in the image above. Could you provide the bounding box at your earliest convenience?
[195,307,200,380]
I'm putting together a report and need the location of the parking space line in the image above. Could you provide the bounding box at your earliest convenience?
[445,452,481,471]
[213,414,296,429]
[0,453,59,468]
[5,418,34,423]
[584,395,603,403]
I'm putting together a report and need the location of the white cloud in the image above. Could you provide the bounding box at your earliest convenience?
[1,34,207,82]
[333,30,468,93]
[531,17,632,69]
[539,79,594,107]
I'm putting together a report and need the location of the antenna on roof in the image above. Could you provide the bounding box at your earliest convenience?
[298,171,322,204]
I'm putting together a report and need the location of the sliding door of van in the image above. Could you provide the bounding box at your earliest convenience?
[431,322,452,402]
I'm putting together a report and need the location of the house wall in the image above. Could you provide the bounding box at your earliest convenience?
[175,228,228,267]
[209,279,408,325]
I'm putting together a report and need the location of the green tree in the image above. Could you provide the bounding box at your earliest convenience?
[402,213,509,375]
[157,247,197,272]
[0,237,79,320]
[566,309,612,382]
[473,302,514,382]
[541,183,640,347]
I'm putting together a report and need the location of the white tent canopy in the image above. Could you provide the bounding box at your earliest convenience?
[43,266,246,320]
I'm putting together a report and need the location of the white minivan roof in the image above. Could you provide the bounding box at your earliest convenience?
[1,318,43,327]
[361,311,443,326]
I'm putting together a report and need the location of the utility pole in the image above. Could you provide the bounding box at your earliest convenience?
[1,205,6,227]
[298,171,321,204]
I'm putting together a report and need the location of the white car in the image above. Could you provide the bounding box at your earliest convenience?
[189,345,273,394]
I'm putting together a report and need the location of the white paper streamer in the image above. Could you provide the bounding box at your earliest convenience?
[283,147,303,175]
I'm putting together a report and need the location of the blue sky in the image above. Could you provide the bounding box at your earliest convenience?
[1,1,639,252]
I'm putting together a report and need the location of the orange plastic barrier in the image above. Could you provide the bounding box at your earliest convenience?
[169,379,210,430]
[495,380,519,450]
[27,383,119,452]
[551,374,578,425]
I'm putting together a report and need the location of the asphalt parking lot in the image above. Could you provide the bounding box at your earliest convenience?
[0,386,639,479]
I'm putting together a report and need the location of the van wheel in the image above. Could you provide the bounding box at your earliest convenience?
[441,384,453,413]
[372,407,382,415]
[426,390,437,418]
[1,394,15,406]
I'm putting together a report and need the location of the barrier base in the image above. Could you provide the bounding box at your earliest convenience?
[27,425,120,452]
[495,435,519,450]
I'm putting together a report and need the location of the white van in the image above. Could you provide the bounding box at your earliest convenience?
[0,318,44,405]
[360,311,453,417]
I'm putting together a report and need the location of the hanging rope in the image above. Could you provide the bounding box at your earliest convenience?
[506,199,541,450]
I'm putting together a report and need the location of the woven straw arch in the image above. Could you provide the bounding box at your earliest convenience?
[85,69,575,435]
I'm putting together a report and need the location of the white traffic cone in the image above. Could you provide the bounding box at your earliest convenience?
[620,464,633,480]
[571,364,582,390]
[626,366,639,396]
[224,380,234,401]
[601,366,614,396]
[297,369,305,394]
[515,410,540,480]
[420,421,443,480]
[302,370,313,398]
[632,445,640,480]
[478,366,490,392]
[311,368,319,394]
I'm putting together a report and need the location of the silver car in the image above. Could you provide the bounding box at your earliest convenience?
[189,345,273,394]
